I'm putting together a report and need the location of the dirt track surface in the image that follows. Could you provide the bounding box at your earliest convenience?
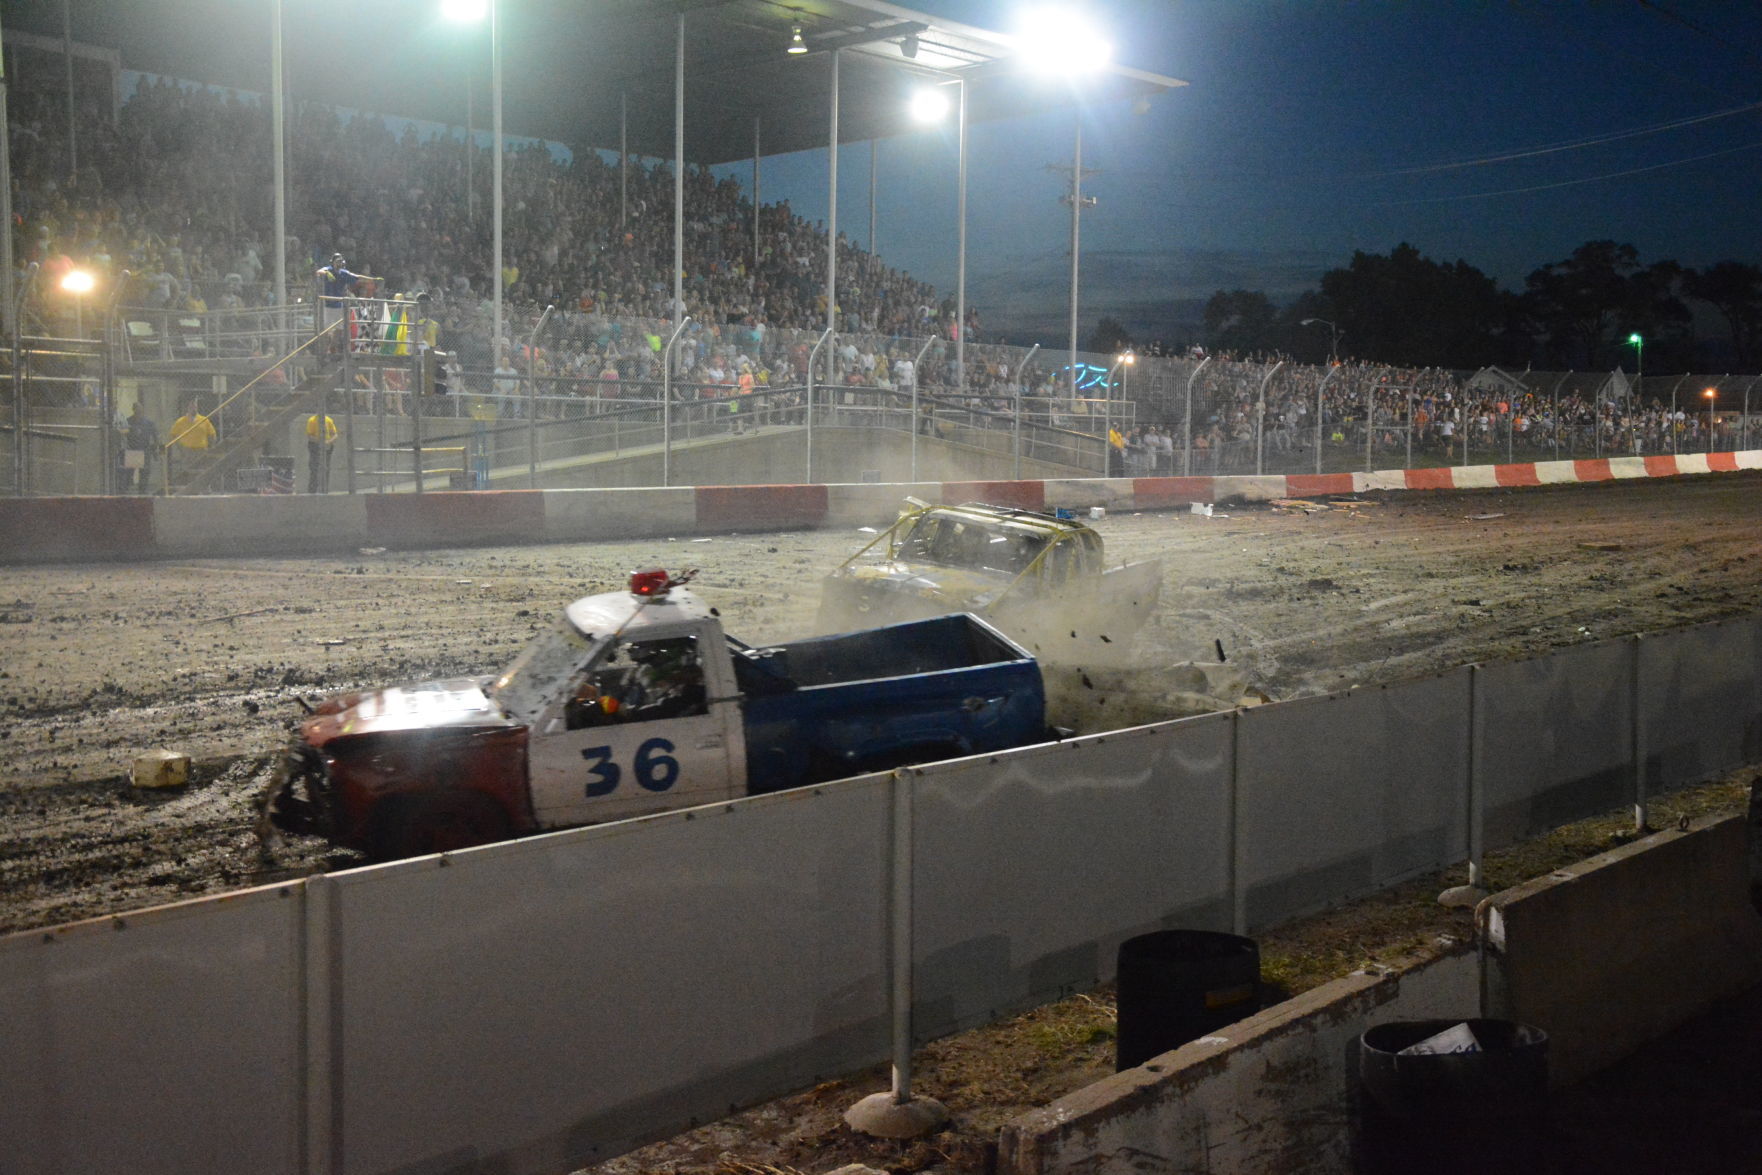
[3,472,1761,934]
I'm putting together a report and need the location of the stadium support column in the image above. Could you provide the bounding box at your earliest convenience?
[491,0,502,370]
[0,17,14,340]
[955,77,966,395]
[62,0,74,183]
[673,12,683,331]
[271,0,286,307]
[826,48,840,389]
[620,92,628,228]
[753,117,761,279]
[1069,117,1080,402]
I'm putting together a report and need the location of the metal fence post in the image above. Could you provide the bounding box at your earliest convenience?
[1468,664,1484,889]
[1183,355,1209,477]
[1631,634,1648,833]
[1230,707,1247,936]
[301,873,334,1175]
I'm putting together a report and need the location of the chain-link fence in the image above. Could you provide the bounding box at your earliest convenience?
[11,293,1762,496]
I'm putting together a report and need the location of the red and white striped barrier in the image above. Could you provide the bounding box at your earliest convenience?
[2,450,1758,563]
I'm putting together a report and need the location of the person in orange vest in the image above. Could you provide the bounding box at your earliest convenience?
[733,363,755,434]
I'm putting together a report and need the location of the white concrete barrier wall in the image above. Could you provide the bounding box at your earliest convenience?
[0,888,306,1175]
[540,485,697,542]
[4,616,1762,1173]
[1477,640,1633,846]
[154,493,370,556]
[328,778,893,1174]
[911,716,1236,1039]
[1641,616,1762,788]
[1238,672,1471,927]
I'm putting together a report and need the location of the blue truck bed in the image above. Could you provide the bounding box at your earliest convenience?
[730,613,1048,792]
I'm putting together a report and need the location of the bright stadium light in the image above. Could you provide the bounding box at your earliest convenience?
[1016,7,1113,75]
[441,0,487,21]
[59,269,95,295]
[910,87,950,123]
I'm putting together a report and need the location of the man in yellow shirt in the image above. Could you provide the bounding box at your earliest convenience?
[170,402,216,452]
[306,411,338,493]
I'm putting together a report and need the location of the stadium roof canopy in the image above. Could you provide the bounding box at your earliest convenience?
[575,0,1188,164]
[5,0,1186,164]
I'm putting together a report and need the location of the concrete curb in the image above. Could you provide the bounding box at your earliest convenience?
[995,949,1479,1175]
[4,448,1759,564]
[1479,812,1762,1085]
[995,812,1762,1174]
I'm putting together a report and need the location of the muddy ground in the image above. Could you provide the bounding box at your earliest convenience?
[3,473,1760,935]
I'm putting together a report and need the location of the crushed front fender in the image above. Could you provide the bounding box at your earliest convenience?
[257,744,336,846]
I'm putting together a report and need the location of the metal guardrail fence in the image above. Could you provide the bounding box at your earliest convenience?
[7,295,1762,495]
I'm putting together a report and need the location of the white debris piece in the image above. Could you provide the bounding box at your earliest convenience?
[1399,1022,1481,1056]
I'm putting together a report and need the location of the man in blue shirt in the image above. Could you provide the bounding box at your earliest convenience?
[316,253,372,336]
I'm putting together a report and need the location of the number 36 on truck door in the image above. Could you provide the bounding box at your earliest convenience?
[527,633,742,828]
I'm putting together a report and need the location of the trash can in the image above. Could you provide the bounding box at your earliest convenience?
[1357,1018,1549,1175]
[1115,930,1260,1070]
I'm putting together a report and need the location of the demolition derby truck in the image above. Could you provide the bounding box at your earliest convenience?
[262,568,1053,859]
[819,500,1164,657]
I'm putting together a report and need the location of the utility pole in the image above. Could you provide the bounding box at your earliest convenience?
[1047,125,1099,402]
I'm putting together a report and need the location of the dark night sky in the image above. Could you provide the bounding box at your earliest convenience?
[6,1,1760,343]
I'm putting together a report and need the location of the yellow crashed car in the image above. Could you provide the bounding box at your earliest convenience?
[819,500,1163,658]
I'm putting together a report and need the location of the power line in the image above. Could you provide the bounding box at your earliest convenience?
[1367,100,1762,177]
[1370,139,1762,205]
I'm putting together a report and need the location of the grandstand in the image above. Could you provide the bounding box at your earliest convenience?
[0,8,1756,498]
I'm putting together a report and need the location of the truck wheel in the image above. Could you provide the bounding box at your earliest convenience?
[366,792,510,860]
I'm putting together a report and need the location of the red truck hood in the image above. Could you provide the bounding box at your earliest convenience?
[301,676,520,746]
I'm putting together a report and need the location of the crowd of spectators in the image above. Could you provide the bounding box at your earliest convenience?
[8,76,958,361]
[9,75,1753,468]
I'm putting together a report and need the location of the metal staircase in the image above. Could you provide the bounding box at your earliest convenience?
[172,359,340,495]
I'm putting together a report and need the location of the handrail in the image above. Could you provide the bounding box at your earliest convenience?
[161,319,341,459]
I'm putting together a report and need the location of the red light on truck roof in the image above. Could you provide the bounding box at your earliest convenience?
[629,568,672,597]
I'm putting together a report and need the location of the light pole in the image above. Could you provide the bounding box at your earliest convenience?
[1301,317,1341,363]
[444,0,501,370]
[1021,12,1111,403]
[60,268,93,339]
[1626,332,1643,407]
[908,80,967,394]
[1705,388,1717,453]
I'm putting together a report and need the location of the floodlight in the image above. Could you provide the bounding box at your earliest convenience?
[910,88,950,124]
[788,24,807,54]
[441,0,488,21]
[60,269,95,295]
[1016,7,1112,75]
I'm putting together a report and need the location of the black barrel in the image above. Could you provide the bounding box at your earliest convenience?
[1115,930,1260,1071]
[1357,1018,1550,1175]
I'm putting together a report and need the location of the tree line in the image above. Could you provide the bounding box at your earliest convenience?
[1091,241,1762,374]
